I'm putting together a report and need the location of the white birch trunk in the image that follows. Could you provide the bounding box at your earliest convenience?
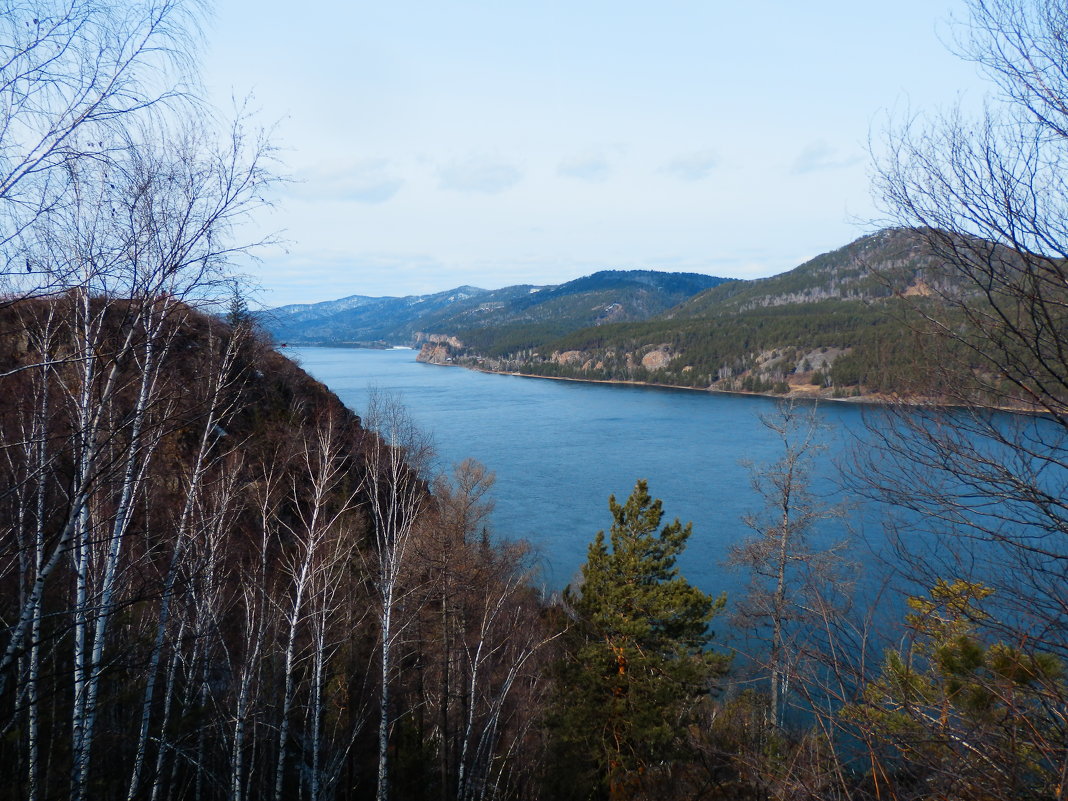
[309,608,326,801]
[70,287,97,801]
[273,554,311,801]
[125,330,242,801]
[362,393,432,801]
[377,595,393,801]
[26,343,52,801]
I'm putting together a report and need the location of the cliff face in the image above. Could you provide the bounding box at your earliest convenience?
[640,347,673,371]
[416,333,466,364]
[418,333,464,348]
[418,342,453,364]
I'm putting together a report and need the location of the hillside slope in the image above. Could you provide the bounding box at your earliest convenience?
[0,297,553,798]
[669,227,958,316]
[417,229,985,400]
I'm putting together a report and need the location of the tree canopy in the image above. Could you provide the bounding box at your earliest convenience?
[552,480,726,800]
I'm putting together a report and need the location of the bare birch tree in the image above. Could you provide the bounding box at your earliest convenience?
[123,321,248,801]
[1,0,202,275]
[866,0,1068,675]
[418,460,560,801]
[360,391,434,801]
[271,414,364,801]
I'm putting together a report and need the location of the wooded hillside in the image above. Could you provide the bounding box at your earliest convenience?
[0,295,559,800]
[420,229,1022,403]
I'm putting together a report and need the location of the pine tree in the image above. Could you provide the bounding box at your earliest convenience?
[847,580,1065,800]
[226,284,254,332]
[552,480,727,800]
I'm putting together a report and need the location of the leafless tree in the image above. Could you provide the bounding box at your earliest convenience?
[728,400,847,730]
[270,414,365,801]
[425,459,496,801]
[416,459,560,801]
[1,0,203,276]
[854,0,1068,795]
[360,390,434,801]
[868,0,1068,659]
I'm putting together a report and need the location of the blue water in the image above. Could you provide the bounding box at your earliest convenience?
[290,347,884,602]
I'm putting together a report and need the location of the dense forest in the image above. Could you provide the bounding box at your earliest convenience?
[3,1,1068,800]
[444,297,917,394]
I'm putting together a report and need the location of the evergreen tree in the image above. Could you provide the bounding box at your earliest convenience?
[847,580,1065,800]
[552,480,727,800]
[226,284,254,332]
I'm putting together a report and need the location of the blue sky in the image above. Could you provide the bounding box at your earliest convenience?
[202,1,984,305]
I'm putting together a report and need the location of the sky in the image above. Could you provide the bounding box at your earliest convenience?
[200,1,986,306]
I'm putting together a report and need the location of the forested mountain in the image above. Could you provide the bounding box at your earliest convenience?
[261,284,504,345]
[417,228,996,401]
[666,227,965,317]
[261,269,729,346]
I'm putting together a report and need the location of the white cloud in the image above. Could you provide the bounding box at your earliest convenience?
[558,153,611,182]
[791,141,862,174]
[438,156,522,194]
[660,150,718,181]
[291,159,404,203]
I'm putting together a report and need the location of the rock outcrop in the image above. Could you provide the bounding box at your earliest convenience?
[640,347,672,371]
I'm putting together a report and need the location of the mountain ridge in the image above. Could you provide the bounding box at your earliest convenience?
[260,228,995,402]
[409,229,991,401]
[260,269,730,346]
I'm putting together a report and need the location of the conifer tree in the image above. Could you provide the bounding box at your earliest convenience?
[847,580,1065,800]
[553,480,727,800]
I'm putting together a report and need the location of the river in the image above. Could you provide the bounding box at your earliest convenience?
[289,346,890,604]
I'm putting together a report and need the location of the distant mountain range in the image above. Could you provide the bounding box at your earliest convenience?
[260,229,983,400]
[260,270,730,347]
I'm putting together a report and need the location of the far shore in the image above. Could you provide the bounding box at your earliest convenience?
[290,343,1030,412]
[442,363,1037,413]
[419,358,891,406]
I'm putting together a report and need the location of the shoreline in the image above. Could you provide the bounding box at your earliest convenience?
[448,364,1039,413]
[420,359,885,406]
[290,345,1034,413]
